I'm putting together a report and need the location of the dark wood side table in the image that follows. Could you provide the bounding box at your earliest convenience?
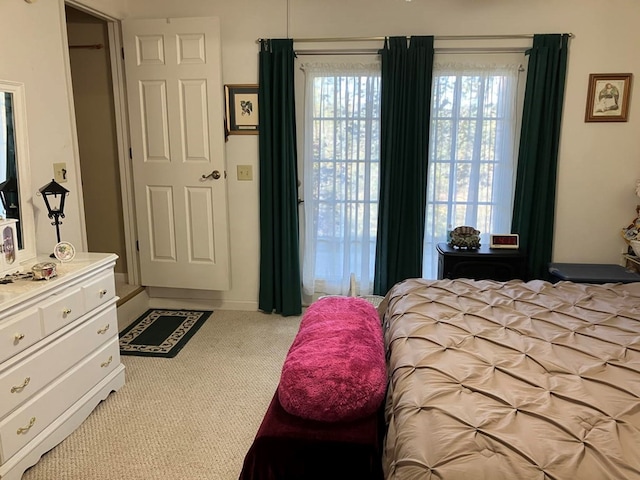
[436,242,527,281]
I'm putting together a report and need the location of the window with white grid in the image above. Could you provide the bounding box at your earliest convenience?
[300,62,381,297]
[422,60,524,279]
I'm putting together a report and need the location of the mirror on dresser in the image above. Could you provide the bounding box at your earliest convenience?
[0,79,37,270]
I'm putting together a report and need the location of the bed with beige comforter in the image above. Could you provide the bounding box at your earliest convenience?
[381,278,640,480]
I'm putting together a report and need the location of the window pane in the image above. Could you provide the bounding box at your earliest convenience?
[423,63,520,279]
[303,66,381,297]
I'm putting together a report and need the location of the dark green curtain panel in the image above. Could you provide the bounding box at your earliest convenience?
[258,39,302,316]
[373,36,434,295]
[511,34,570,280]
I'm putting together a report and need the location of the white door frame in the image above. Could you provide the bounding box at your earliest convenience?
[62,0,140,286]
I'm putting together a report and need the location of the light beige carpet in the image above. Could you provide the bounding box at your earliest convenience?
[21,309,302,480]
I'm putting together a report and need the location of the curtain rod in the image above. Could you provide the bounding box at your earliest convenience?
[257,33,573,43]
[295,47,532,56]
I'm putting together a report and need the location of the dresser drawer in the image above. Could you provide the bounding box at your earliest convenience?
[82,270,115,312]
[0,308,41,364]
[0,302,117,415]
[0,337,120,463]
[39,286,85,335]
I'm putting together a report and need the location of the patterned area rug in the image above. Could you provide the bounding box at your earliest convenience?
[119,309,212,358]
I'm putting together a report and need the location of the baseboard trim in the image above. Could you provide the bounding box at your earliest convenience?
[117,288,150,332]
[116,285,146,307]
[147,297,259,312]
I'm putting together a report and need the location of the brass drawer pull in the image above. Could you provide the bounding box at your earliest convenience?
[99,289,108,297]
[10,377,31,393]
[16,417,36,435]
[62,308,72,316]
[14,333,25,342]
[97,324,110,335]
[101,356,113,368]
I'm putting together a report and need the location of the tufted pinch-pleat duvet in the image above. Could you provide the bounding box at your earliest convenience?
[381,278,640,480]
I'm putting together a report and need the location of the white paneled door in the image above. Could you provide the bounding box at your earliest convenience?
[122,17,230,290]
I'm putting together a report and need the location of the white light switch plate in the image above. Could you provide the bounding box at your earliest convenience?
[53,163,67,183]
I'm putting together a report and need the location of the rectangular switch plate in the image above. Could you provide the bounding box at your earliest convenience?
[53,162,68,183]
[237,165,253,181]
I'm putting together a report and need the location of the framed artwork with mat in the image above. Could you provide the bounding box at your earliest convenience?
[225,84,259,135]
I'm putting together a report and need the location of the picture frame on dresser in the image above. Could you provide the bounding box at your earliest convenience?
[0,79,38,268]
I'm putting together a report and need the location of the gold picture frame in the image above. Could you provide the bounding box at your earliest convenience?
[585,73,632,122]
[225,84,259,135]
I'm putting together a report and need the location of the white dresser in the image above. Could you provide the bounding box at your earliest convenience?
[0,252,125,480]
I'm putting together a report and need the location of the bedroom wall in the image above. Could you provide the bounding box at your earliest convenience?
[1,0,639,309]
[0,1,87,255]
[0,0,126,258]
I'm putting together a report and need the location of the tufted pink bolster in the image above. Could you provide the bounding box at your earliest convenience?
[277,296,387,422]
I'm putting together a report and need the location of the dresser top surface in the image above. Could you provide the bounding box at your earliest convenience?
[0,252,117,313]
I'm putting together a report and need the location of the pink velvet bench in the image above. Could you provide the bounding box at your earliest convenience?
[239,296,386,480]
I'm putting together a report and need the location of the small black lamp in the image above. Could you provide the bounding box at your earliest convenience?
[39,179,69,247]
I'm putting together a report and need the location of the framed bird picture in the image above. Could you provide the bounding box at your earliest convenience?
[225,84,259,135]
[585,73,632,122]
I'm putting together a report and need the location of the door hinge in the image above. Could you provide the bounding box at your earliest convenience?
[136,240,139,251]
[129,148,132,160]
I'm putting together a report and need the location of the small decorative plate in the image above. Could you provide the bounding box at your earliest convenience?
[54,241,76,262]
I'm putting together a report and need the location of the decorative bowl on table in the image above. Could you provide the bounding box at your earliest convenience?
[449,226,481,249]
